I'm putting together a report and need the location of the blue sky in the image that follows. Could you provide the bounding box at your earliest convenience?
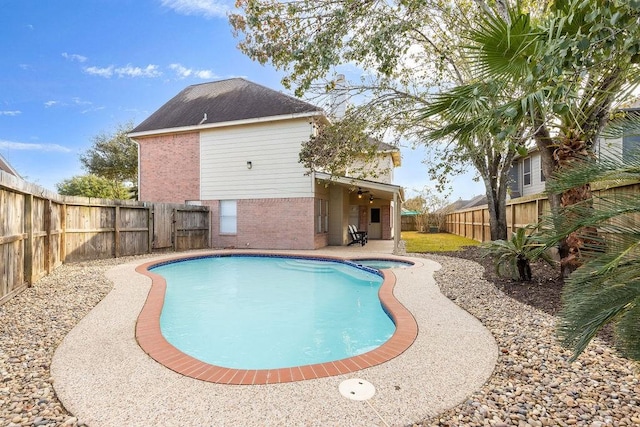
[0,0,483,201]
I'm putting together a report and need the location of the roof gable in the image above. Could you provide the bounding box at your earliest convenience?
[0,153,20,177]
[131,78,324,134]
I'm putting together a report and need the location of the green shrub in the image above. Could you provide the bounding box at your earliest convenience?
[481,226,555,281]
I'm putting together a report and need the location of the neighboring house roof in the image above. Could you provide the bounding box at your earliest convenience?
[0,153,20,177]
[130,78,325,136]
[437,195,487,213]
[460,194,488,208]
[401,209,421,216]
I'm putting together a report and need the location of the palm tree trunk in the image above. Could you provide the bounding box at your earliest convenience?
[536,123,599,277]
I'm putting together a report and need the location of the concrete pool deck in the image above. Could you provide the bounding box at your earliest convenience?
[51,243,498,426]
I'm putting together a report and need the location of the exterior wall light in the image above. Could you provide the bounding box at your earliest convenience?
[247,161,252,169]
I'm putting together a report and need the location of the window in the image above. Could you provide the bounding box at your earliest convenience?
[371,208,381,223]
[316,199,328,233]
[623,130,640,162]
[219,200,237,234]
[540,168,546,182]
[523,157,531,186]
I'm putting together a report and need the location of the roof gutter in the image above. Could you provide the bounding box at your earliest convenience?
[128,110,328,138]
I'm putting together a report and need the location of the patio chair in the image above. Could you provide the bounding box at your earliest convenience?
[348,224,367,246]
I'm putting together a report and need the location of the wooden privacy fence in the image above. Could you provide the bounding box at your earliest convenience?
[444,181,640,242]
[0,171,210,305]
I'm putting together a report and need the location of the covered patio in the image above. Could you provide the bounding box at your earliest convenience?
[315,172,404,253]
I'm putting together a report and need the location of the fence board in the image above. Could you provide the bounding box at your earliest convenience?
[444,181,640,242]
[153,204,173,249]
[174,208,209,251]
[1,170,210,305]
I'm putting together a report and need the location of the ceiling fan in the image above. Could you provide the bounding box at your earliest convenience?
[356,187,370,198]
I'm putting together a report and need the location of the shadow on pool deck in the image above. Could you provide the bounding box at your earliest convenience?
[51,245,497,427]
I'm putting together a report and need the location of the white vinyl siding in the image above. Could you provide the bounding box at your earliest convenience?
[595,136,623,160]
[347,154,395,184]
[200,119,315,199]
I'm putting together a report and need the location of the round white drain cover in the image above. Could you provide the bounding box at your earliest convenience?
[339,378,376,401]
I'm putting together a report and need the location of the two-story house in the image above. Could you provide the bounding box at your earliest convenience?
[129,78,402,251]
[509,108,640,199]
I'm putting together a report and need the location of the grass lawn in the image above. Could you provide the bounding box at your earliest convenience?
[402,231,480,253]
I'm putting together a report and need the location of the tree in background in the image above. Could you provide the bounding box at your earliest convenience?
[58,122,137,199]
[79,122,137,198]
[299,111,382,179]
[456,0,640,274]
[404,195,428,232]
[404,187,451,232]
[56,174,130,199]
[230,0,548,241]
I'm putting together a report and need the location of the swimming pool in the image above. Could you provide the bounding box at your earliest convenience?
[151,255,395,369]
[135,252,418,384]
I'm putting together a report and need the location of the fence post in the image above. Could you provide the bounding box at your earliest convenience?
[114,205,120,258]
[172,208,177,251]
[23,194,33,286]
[60,203,67,262]
[147,205,153,253]
[44,199,52,274]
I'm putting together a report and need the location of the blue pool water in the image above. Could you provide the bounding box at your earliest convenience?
[151,256,396,370]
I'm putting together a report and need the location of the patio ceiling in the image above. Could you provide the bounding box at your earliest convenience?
[314,172,404,202]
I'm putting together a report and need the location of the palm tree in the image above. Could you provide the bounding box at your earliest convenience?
[481,226,554,281]
[543,151,640,361]
[421,80,529,240]
[427,0,640,275]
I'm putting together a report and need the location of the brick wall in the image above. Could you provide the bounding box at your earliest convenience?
[137,132,200,203]
[381,205,391,240]
[207,198,318,250]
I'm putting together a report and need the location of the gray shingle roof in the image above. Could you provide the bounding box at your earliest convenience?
[0,153,20,177]
[131,78,324,134]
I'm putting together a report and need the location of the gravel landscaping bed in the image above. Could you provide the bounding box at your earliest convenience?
[0,256,148,427]
[414,253,639,427]
[0,252,638,427]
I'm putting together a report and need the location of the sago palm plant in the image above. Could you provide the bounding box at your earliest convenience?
[543,150,640,361]
[481,226,554,282]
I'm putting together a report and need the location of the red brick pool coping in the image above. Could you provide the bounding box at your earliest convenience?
[134,252,419,385]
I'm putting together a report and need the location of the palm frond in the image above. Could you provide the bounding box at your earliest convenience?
[544,146,640,361]
[467,9,544,82]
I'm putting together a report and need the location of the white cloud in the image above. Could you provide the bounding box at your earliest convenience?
[115,64,162,78]
[169,63,217,80]
[0,140,72,153]
[62,52,88,62]
[0,110,21,116]
[81,106,106,114]
[84,64,162,78]
[84,65,114,78]
[44,100,60,108]
[71,97,92,106]
[160,0,230,18]
[169,63,192,78]
[194,69,216,79]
